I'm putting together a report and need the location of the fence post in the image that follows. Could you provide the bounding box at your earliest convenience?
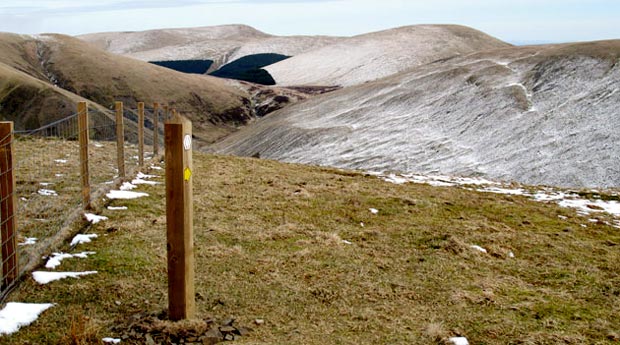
[163,105,169,122]
[0,122,18,290]
[138,102,145,167]
[115,102,125,178]
[78,102,91,209]
[165,115,195,321]
[153,102,160,157]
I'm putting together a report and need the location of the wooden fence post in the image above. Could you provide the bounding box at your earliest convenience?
[115,101,125,178]
[163,105,169,122]
[153,102,160,157]
[0,121,18,289]
[165,115,195,321]
[78,102,91,209]
[138,102,145,167]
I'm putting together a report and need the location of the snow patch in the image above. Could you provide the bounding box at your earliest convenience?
[18,238,37,246]
[136,172,157,179]
[37,189,57,196]
[479,187,526,196]
[448,337,469,345]
[107,206,128,210]
[131,178,160,185]
[70,234,98,246]
[84,213,108,224]
[0,302,54,335]
[106,190,149,199]
[54,159,67,164]
[369,208,379,214]
[32,271,97,284]
[558,199,620,217]
[470,245,487,253]
[374,173,620,220]
[102,338,121,344]
[119,182,137,191]
[45,252,96,269]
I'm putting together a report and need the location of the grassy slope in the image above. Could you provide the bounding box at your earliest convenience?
[0,63,76,128]
[44,35,257,143]
[4,148,619,344]
[0,33,262,143]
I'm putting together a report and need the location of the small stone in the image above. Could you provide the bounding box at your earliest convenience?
[203,328,223,340]
[220,326,236,334]
[224,333,234,341]
[254,319,265,325]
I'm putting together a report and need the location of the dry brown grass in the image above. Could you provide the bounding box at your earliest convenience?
[2,150,619,344]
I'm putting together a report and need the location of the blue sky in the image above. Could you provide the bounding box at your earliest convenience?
[0,0,619,44]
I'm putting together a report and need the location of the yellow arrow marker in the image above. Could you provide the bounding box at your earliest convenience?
[184,167,192,181]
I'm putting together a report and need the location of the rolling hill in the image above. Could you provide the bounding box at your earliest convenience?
[213,40,620,188]
[78,25,343,72]
[0,32,306,143]
[264,24,512,87]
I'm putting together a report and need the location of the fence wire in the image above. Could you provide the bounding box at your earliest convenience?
[1,102,165,301]
[1,128,18,298]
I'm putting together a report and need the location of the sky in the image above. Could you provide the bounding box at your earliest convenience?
[0,0,619,44]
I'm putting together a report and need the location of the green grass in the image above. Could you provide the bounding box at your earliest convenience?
[3,150,619,344]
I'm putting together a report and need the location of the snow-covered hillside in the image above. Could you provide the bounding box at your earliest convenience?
[78,25,343,70]
[264,25,511,87]
[213,41,620,188]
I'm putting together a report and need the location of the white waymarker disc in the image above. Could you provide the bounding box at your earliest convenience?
[183,134,192,151]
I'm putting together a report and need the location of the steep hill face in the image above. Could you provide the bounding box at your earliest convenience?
[0,33,306,143]
[264,25,512,87]
[213,41,620,188]
[78,25,343,71]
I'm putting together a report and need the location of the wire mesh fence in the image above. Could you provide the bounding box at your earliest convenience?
[0,101,166,300]
[1,123,18,298]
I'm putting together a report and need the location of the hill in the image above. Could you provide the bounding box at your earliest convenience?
[0,32,306,143]
[4,148,619,344]
[213,40,620,188]
[78,25,343,72]
[264,24,512,86]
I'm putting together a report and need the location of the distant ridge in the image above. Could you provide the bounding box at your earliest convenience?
[264,24,512,86]
[78,25,343,72]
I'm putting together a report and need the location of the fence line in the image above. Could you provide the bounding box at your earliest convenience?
[0,101,172,301]
[0,122,18,296]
